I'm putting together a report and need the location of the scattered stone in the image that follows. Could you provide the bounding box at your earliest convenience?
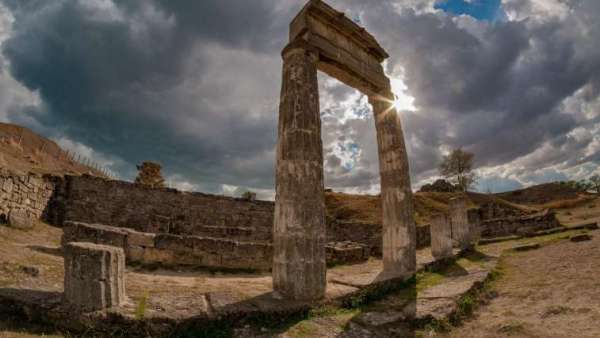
[20,265,40,277]
[585,223,599,230]
[353,311,405,327]
[63,242,126,312]
[8,209,36,230]
[570,234,592,242]
[512,243,541,252]
[326,241,370,265]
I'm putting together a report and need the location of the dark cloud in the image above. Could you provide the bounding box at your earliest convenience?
[0,0,304,189]
[1,0,599,195]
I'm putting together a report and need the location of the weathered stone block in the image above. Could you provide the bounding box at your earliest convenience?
[154,234,186,251]
[63,242,126,312]
[326,241,370,265]
[62,222,128,249]
[8,209,35,230]
[124,229,155,247]
[430,214,453,260]
[449,196,472,250]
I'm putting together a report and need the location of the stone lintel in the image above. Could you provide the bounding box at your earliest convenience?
[287,0,390,95]
[290,0,388,61]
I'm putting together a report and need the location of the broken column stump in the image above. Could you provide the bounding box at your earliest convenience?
[430,214,453,260]
[63,242,126,312]
[449,195,473,251]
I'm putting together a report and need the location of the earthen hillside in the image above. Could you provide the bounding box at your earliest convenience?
[497,182,584,206]
[0,122,104,177]
[326,191,507,226]
[326,184,594,227]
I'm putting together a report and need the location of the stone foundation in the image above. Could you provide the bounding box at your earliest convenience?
[50,175,274,240]
[479,209,559,238]
[326,241,370,266]
[63,221,370,270]
[63,242,126,312]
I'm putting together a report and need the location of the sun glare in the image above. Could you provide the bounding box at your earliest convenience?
[390,77,416,112]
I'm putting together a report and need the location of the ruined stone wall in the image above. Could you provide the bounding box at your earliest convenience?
[479,209,559,238]
[53,175,274,240]
[0,169,58,228]
[326,221,431,255]
[62,221,371,270]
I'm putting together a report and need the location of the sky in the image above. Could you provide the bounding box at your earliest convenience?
[0,0,599,200]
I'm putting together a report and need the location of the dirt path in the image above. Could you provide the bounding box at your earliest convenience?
[442,230,600,338]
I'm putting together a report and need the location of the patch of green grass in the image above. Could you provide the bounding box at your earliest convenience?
[497,321,526,335]
[515,229,586,247]
[416,271,444,292]
[422,318,452,334]
[135,291,149,320]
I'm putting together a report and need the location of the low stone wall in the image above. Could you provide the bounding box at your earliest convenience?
[0,169,57,229]
[62,221,273,271]
[62,221,371,270]
[479,209,560,238]
[327,221,431,255]
[52,175,274,241]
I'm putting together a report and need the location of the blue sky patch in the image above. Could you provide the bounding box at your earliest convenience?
[435,0,504,21]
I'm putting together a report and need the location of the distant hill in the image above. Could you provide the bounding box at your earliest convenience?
[496,182,582,206]
[0,122,105,177]
[325,190,530,226]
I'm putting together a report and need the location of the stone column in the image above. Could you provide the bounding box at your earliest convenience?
[467,208,482,244]
[64,242,126,312]
[430,214,453,260]
[273,44,326,301]
[449,195,472,250]
[369,90,416,279]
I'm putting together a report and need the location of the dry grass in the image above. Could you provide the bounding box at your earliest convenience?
[325,191,530,226]
[0,122,104,177]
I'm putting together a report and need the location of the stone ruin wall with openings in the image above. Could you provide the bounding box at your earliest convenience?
[0,169,58,228]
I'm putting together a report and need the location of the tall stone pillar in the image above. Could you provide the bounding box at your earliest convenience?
[449,195,472,250]
[369,91,416,278]
[273,44,326,301]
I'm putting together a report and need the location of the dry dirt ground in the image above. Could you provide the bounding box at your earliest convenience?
[440,230,600,338]
[1,198,598,337]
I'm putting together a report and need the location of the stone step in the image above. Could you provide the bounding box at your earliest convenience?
[190,225,272,241]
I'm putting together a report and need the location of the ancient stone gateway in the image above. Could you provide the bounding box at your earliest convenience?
[274,0,416,300]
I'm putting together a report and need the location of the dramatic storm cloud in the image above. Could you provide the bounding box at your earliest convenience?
[0,0,599,198]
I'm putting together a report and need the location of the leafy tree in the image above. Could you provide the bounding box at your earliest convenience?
[589,175,600,194]
[564,179,593,193]
[439,148,478,192]
[242,191,257,200]
[135,161,165,188]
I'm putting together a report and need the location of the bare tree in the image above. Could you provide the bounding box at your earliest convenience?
[439,148,478,192]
